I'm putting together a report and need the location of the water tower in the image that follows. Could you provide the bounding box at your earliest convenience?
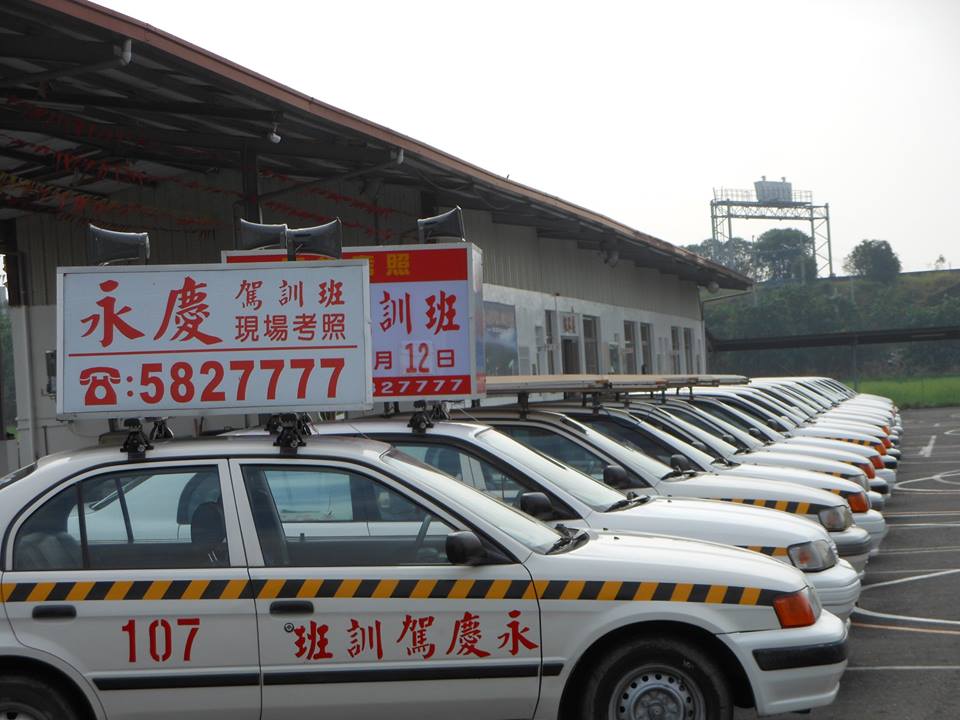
[710,177,834,277]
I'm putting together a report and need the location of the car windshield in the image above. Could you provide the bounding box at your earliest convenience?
[381,448,562,554]
[474,428,626,511]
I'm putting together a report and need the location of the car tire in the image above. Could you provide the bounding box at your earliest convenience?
[579,636,733,720]
[0,674,82,720]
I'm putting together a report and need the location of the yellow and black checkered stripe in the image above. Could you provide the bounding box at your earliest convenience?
[743,545,790,558]
[713,498,831,515]
[1,578,781,608]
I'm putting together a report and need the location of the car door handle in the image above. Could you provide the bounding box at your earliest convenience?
[32,604,76,620]
[269,600,314,615]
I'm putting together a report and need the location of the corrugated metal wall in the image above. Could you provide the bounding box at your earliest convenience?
[14,175,699,321]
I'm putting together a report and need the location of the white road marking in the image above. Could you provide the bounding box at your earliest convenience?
[885,522,960,528]
[859,568,960,591]
[881,545,960,555]
[853,606,960,627]
[919,435,937,457]
[866,568,960,574]
[847,665,960,671]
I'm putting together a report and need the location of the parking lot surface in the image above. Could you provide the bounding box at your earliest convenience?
[737,406,960,719]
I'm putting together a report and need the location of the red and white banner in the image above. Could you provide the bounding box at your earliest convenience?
[224,244,485,401]
[57,261,372,418]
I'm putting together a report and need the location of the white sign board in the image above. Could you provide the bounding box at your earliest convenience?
[57,261,372,418]
[224,244,485,401]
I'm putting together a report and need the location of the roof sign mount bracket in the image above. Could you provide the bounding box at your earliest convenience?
[270,413,308,455]
[407,401,436,435]
[147,417,174,442]
[518,391,530,418]
[120,418,153,460]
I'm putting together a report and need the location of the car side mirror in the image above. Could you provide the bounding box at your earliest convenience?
[766,418,785,431]
[721,434,737,445]
[519,491,554,520]
[603,464,631,490]
[690,440,709,453]
[748,427,763,439]
[670,454,692,472]
[446,531,485,565]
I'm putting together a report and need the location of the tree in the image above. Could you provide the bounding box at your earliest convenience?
[754,228,817,283]
[844,240,901,281]
[682,237,755,277]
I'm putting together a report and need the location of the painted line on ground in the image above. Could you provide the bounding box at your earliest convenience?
[885,522,960,528]
[846,664,960,670]
[859,568,960,591]
[879,546,960,555]
[919,435,938,457]
[852,622,960,637]
[865,568,960,574]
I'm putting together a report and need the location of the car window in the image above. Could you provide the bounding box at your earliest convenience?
[242,464,455,567]
[575,416,676,466]
[392,442,528,502]
[495,425,610,480]
[14,467,227,571]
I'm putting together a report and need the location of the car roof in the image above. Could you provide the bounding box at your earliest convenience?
[27,434,394,476]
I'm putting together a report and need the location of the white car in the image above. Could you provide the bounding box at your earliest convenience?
[0,435,848,719]
[303,419,862,619]
[451,408,876,572]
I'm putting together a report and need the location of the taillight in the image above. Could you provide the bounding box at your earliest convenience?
[773,589,818,628]
[876,444,887,455]
[882,425,890,434]
[882,437,892,448]
[847,492,870,513]
[870,455,884,469]
[858,462,876,479]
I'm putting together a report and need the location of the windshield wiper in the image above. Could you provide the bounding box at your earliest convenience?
[605,495,653,512]
[547,529,589,554]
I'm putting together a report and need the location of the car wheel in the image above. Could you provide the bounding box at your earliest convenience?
[0,675,81,720]
[580,637,733,720]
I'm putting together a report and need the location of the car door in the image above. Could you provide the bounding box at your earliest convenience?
[231,458,541,720]
[3,460,260,719]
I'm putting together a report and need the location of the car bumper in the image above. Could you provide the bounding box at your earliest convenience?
[874,469,895,488]
[808,560,861,620]
[868,490,886,511]
[829,526,871,572]
[722,611,848,716]
[854,510,887,555]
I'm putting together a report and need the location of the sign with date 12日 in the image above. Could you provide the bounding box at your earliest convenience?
[56,261,372,418]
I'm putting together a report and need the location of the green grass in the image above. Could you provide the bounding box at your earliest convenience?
[852,376,960,409]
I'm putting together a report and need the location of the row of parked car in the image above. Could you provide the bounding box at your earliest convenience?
[0,376,898,719]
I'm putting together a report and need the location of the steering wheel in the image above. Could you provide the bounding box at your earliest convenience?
[412,514,433,555]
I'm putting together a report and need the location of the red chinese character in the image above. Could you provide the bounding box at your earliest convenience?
[235,316,259,342]
[425,292,460,335]
[279,280,304,308]
[497,610,538,656]
[347,619,383,659]
[318,279,344,307]
[322,313,346,341]
[293,313,317,341]
[397,614,436,659]
[379,290,412,333]
[234,280,263,310]
[293,620,333,660]
[437,349,455,368]
[446,611,490,658]
[264,314,288,342]
[154,276,222,345]
[374,351,393,371]
[80,279,145,348]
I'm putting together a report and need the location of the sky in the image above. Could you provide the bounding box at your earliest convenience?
[97,0,960,273]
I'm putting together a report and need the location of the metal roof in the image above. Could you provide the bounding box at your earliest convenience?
[0,0,751,290]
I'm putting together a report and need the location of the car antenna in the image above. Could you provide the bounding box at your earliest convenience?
[120,418,153,460]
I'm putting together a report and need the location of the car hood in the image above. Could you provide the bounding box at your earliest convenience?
[753,445,868,466]
[537,530,805,593]
[587,496,829,548]
[656,471,848,507]
[711,465,861,495]
[731,451,861,478]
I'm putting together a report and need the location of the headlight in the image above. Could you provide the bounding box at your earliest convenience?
[818,504,853,531]
[787,539,837,572]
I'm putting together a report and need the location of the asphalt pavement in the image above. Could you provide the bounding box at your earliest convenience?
[736,406,960,719]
